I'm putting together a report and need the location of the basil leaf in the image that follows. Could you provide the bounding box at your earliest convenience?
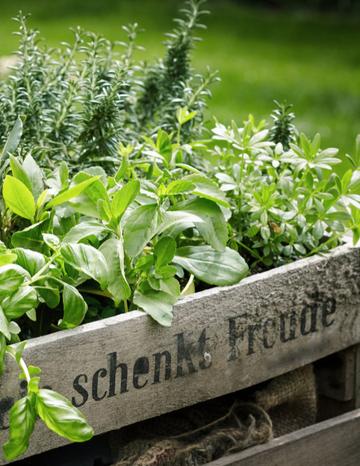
[100,238,131,305]
[0,334,6,375]
[63,221,109,244]
[59,283,88,329]
[11,217,51,253]
[22,154,44,200]
[3,176,36,221]
[173,246,249,286]
[0,264,29,299]
[46,176,99,208]
[173,198,228,251]
[0,306,10,340]
[3,286,38,320]
[9,155,32,191]
[124,204,161,258]
[111,180,140,219]
[15,248,46,275]
[36,389,94,442]
[60,243,109,289]
[3,395,36,461]
[154,237,176,268]
[133,289,176,327]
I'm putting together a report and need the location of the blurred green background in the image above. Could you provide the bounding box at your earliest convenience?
[0,0,359,154]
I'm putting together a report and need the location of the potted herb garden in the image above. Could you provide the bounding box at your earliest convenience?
[0,1,359,463]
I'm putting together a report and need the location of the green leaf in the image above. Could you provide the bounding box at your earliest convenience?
[174,246,249,286]
[156,129,172,163]
[154,237,176,268]
[36,389,94,442]
[133,289,176,326]
[0,117,23,165]
[184,174,230,208]
[0,334,6,376]
[46,177,99,208]
[9,156,32,191]
[63,221,109,244]
[0,306,10,340]
[111,180,140,219]
[3,176,36,221]
[0,264,29,299]
[173,198,228,251]
[124,204,161,258]
[22,154,44,200]
[165,180,195,196]
[3,286,38,320]
[100,238,131,306]
[3,395,36,461]
[11,217,51,253]
[15,248,46,275]
[59,283,88,329]
[176,107,197,126]
[60,243,109,289]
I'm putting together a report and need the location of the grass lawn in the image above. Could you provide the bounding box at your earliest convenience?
[0,0,359,158]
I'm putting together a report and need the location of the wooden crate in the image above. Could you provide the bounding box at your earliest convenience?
[1,244,360,464]
[206,408,360,466]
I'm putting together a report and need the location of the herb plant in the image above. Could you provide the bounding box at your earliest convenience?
[0,0,360,462]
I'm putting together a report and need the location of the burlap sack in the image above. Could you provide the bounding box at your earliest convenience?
[111,364,316,465]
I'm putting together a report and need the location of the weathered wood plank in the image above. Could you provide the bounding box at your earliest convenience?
[0,244,360,464]
[207,408,360,466]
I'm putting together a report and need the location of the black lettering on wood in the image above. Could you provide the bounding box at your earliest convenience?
[153,351,172,384]
[72,374,89,407]
[133,357,149,389]
[300,303,318,336]
[107,352,128,397]
[322,297,336,327]
[228,315,247,361]
[280,310,297,342]
[247,323,261,355]
[92,368,108,401]
[262,318,276,349]
[175,333,197,378]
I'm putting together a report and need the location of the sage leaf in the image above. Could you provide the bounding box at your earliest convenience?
[174,246,249,286]
[3,395,36,461]
[36,389,94,442]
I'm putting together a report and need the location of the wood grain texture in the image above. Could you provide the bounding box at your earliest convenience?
[207,408,360,466]
[0,244,360,464]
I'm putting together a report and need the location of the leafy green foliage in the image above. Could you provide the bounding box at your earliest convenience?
[0,1,216,171]
[204,110,360,270]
